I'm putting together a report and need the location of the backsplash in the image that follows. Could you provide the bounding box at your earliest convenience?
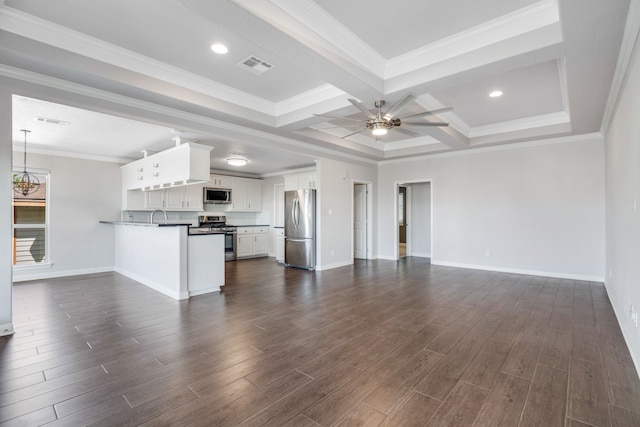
[122,209,270,226]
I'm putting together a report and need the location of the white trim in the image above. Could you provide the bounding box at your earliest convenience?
[431,259,604,282]
[468,111,570,139]
[604,280,640,377]
[114,267,189,300]
[0,65,378,167]
[0,323,15,336]
[260,166,317,178]
[379,132,604,165]
[189,287,221,297]
[262,0,386,77]
[276,84,346,116]
[12,266,112,282]
[600,0,640,133]
[13,145,129,164]
[411,253,431,258]
[316,259,353,271]
[0,7,275,116]
[385,0,559,78]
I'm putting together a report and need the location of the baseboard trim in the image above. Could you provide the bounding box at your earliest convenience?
[603,280,640,378]
[189,287,221,297]
[12,266,114,282]
[316,260,353,271]
[114,267,189,300]
[1,323,15,336]
[410,253,431,258]
[430,260,604,282]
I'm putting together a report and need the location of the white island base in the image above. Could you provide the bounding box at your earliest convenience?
[112,224,224,300]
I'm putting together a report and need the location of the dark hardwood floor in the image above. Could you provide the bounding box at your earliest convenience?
[2,257,640,426]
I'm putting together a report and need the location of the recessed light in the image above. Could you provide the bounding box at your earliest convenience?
[210,43,228,54]
[489,90,503,98]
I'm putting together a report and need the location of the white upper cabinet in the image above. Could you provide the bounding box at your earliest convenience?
[284,172,317,191]
[229,178,262,212]
[209,174,231,188]
[121,142,212,191]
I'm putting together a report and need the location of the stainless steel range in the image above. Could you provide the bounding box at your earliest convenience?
[189,215,237,261]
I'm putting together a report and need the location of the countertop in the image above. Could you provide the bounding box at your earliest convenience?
[99,221,193,227]
[228,224,271,227]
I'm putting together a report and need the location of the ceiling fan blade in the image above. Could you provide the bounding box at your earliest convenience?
[348,99,376,120]
[383,94,416,120]
[399,106,453,120]
[341,128,367,138]
[402,121,449,127]
[393,127,420,137]
[317,124,367,129]
[312,113,363,122]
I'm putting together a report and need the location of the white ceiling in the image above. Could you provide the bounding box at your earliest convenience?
[1,0,632,175]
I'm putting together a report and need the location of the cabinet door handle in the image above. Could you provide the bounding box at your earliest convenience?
[153,163,159,168]
[153,172,159,177]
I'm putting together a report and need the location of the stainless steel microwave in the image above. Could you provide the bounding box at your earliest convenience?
[203,187,232,204]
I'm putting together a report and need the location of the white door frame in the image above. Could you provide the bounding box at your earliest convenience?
[394,179,433,261]
[351,179,373,261]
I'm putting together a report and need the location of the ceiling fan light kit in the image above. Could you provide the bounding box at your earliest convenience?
[318,95,451,139]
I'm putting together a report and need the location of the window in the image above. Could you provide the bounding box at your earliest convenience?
[12,171,49,266]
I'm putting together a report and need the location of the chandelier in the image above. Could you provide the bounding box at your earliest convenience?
[13,129,40,196]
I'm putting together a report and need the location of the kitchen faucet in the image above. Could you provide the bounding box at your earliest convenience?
[149,209,168,224]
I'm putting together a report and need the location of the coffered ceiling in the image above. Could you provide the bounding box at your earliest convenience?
[1,0,632,175]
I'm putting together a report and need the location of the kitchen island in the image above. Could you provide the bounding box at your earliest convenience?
[100,221,225,300]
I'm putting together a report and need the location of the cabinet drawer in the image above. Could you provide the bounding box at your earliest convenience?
[254,227,269,234]
[275,228,284,237]
[237,227,254,234]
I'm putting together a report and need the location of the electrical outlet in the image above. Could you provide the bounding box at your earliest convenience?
[330,250,335,256]
[485,250,490,257]
[631,305,638,327]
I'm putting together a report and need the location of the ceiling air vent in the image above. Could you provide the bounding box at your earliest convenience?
[237,56,274,75]
[34,116,71,126]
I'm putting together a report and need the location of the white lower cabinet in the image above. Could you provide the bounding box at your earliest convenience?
[236,227,269,259]
[275,228,285,262]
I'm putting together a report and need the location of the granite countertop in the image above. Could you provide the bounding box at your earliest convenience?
[228,224,271,227]
[99,221,193,227]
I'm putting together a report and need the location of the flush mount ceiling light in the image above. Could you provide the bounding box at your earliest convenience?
[13,129,40,196]
[226,157,247,166]
[210,43,228,54]
[489,90,503,98]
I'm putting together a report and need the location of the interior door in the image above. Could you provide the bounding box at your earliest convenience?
[354,184,367,259]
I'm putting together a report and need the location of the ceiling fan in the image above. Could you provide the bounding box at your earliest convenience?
[314,94,452,138]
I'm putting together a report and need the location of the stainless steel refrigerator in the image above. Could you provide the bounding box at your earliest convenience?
[285,189,316,270]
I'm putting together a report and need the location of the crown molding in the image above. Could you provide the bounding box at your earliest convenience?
[378,132,603,165]
[385,0,559,79]
[275,84,346,116]
[270,0,386,77]
[1,64,379,167]
[600,0,640,133]
[468,111,570,138]
[0,6,275,114]
[12,144,130,164]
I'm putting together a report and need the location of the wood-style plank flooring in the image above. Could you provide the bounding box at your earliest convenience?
[2,257,640,426]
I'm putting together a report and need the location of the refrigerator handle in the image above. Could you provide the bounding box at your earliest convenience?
[293,197,300,229]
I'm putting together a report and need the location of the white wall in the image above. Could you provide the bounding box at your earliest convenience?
[410,182,431,257]
[12,153,121,281]
[0,86,14,335]
[604,23,640,372]
[378,137,605,280]
[317,157,377,270]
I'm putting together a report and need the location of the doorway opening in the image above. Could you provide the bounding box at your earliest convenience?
[352,181,373,261]
[396,181,432,260]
